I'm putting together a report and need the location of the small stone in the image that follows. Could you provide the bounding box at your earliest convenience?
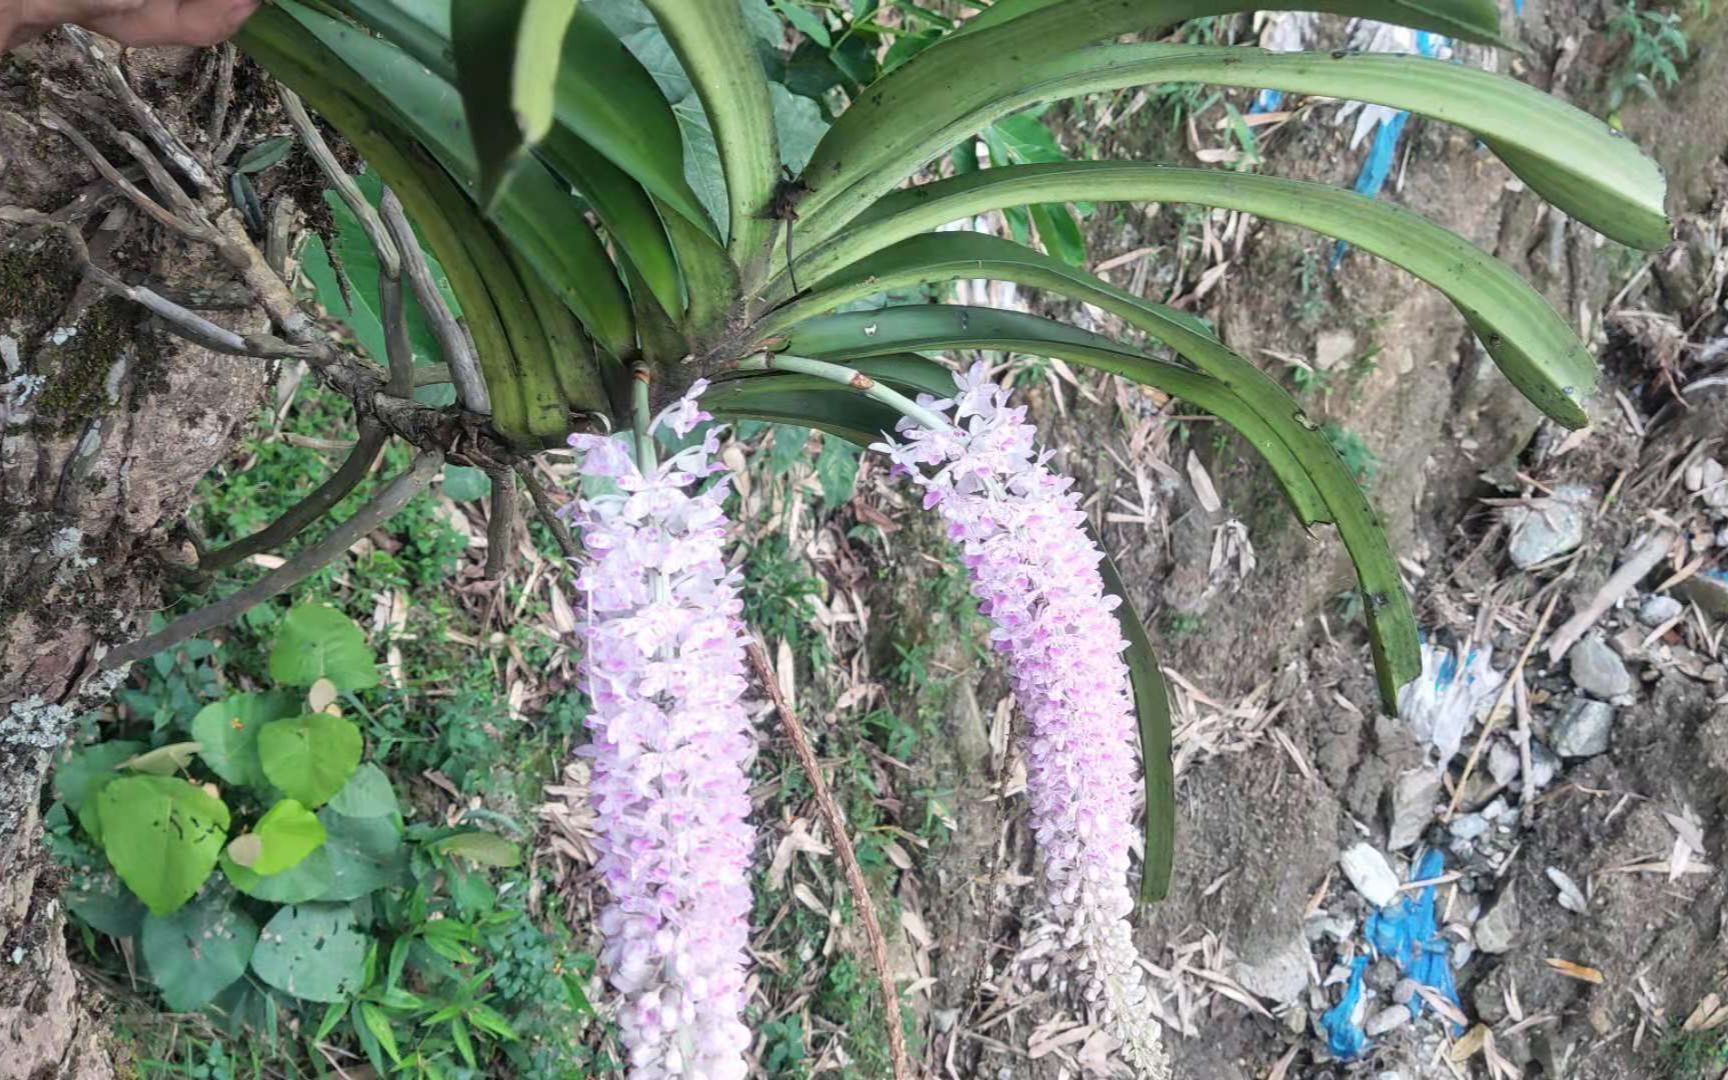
[1449,813,1490,841]
[1640,594,1684,627]
[1341,843,1401,908]
[1546,867,1588,912]
[1304,913,1355,944]
[1392,977,1419,1005]
[1366,958,1399,993]
[1568,634,1634,698]
[1698,460,1728,512]
[1678,570,1728,619]
[1487,740,1522,785]
[1551,698,1614,758]
[1314,329,1357,371]
[1232,934,1312,1005]
[1474,979,1510,1024]
[1386,767,1442,850]
[1474,887,1519,954]
[1506,484,1592,569]
[1366,1004,1412,1036]
[1530,741,1560,788]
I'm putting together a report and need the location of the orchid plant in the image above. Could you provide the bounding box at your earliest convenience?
[92,0,1666,1073]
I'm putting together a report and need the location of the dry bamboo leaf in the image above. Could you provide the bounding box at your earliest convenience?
[1545,958,1606,984]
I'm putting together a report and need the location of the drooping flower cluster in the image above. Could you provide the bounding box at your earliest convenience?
[877,364,1169,1076]
[565,382,754,1079]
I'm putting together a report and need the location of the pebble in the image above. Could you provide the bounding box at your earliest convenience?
[1449,813,1491,841]
[1303,913,1355,944]
[1232,934,1312,1005]
[1365,1004,1412,1036]
[1474,979,1510,1024]
[1392,977,1419,1005]
[1678,570,1728,619]
[1341,843,1401,908]
[1488,740,1522,785]
[1506,484,1592,568]
[1530,741,1561,788]
[1568,634,1634,698]
[1640,594,1684,626]
[1366,958,1399,993]
[1551,698,1615,758]
[1547,867,1588,913]
[1386,767,1442,850]
[1474,886,1519,954]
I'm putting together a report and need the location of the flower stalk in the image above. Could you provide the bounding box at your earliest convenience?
[870,362,1170,1076]
[565,381,755,1079]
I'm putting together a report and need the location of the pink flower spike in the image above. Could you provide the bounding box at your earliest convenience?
[878,363,1169,1077]
[565,381,754,1079]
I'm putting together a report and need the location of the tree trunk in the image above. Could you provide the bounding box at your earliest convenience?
[1,38,268,1078]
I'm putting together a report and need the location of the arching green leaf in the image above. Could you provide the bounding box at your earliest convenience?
[795,163,1596,428]
[779,304,1419,704]
[451,0,580,210]
[1095,543,1174,906]
[797,0,1509,236]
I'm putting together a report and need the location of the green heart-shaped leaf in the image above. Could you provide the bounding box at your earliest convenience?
[268,604,378,690]
[231,798,327,876]
[251,903,367,1003]
[192,691,302,788]
[97,775,230,916]
[140,890,258,1011]
[257,713,362,808]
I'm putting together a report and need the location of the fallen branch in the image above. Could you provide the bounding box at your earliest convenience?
[102,451,443,670]
[745,641,912,1080]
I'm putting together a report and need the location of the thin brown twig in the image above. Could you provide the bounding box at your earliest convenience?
[745,641,913,1080]
[206,44,237,146]
[102,451,443,670]
[514,461,579,561]
[1446,590,1563,817]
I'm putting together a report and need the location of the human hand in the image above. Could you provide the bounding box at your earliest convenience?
[2,0,259,52]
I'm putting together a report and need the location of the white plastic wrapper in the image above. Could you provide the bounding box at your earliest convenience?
[1397,640,1505,769]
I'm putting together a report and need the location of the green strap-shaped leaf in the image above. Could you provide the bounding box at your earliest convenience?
[641,0,780,266]
[808,44,1668,250]
[451,0,581,211]
[783,305,1332,526]
[539,128,685,319]
[794,162,1596,429]
[556,8,719,240]
[780,304,1420,704]
[1095,539,1175,906]
[796,0,1508,237]
[273,1,635,358]
[704,376,900,445]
